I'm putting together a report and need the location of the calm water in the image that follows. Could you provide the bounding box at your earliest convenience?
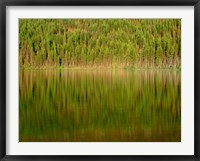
[19,69,181,142]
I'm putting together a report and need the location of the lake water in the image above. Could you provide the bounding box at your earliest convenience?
[19,69,181,142]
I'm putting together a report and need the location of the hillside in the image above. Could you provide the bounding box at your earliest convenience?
[19,19,181,69]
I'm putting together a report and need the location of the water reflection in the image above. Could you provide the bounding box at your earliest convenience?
[19,69,181,142]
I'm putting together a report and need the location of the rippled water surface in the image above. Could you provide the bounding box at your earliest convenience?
[19,69,181,142]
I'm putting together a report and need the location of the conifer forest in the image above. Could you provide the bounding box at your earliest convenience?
[19,19,181,69]
[19,19,181,142]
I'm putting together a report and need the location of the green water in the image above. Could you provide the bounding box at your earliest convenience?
[19,69,181,142]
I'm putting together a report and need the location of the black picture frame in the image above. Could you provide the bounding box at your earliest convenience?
[0,0,200,160]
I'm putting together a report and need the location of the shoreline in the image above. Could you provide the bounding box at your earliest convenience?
[19,66,181,71]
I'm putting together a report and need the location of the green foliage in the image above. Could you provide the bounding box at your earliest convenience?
[19,19,181,68]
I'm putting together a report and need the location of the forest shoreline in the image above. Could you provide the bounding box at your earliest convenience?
[19,66,181,70]
[19,19,181,69]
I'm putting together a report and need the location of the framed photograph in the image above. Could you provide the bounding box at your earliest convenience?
[0,0,200,160]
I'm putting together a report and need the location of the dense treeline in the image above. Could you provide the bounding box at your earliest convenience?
[19,19,181,68]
